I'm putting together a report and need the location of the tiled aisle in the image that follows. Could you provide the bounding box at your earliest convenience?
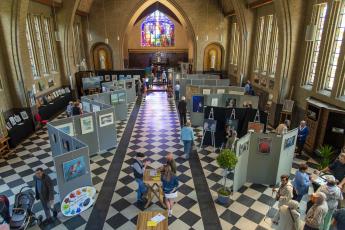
[0,102,135,230]
[104,92,204,229]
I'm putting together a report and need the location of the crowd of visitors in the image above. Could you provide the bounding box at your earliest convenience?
[66,100,83,117]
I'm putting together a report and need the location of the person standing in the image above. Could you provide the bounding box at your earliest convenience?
[166,152,177,174]
[132,152,149,203]
[276,120,290,135]
[174,82,180,100]
[293,163,311,202]
[320,152,345,191]
[33,168,57,223]
[277,200,301,230]
[316,175,343,230]
[162,71,167,84]
[66,101,73,117]
[304,192,328,230]
[332,208,345,230]
[178,96,187,127]
[296,120,309,156]
[273,175,294,224]
[244,80,255,95]
[180,121,194,159]
[72,102,81,116]
[161,165,179,217]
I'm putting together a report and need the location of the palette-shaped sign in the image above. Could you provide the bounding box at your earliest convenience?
[61,186,96,217]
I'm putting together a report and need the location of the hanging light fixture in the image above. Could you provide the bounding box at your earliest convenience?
[103,0,109,44]
[86,0,93,42]
[305,0,318,41]
[51,0,60,41]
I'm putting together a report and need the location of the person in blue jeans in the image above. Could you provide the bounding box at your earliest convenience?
[132,152,149,203]
[180,121,194,159]
[293,163,311,202]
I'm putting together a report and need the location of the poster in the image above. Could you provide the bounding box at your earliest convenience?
[56,123,75,136]
[192,96,204,113]
[82,101,91,113]
[248,122,264,133]
[258,138,272,154]
[284,135,296,149]
[92,104,101,112]
[80,116,94,134]
[202,89,211,95]
[211,98,218,107]
[62,156,86,182]
[111,93,119,105]
[203,119,217,132]
[99,113,114,127]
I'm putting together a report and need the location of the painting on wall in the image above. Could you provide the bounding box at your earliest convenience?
[56,123,74,136]
[192,96,204,113]
[92,42,113,70]
[203,119,217,132]
[99,113,114,127]
[284,135,296,150]
[62,156,86,182]
[258,138,272,154]
[80,116,94,134]
[82,101,91,113]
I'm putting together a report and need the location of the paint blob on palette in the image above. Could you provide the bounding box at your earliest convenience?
[61,186,96,216]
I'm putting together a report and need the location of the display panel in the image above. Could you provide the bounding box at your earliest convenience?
[141,10,175,47]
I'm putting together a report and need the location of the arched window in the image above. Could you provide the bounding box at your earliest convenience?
[141,10,175,47]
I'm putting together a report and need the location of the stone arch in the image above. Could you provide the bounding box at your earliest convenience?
[121,0,197,69]
[203,42,224,71]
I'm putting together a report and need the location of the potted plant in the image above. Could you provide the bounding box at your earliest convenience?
[317,145,334,170]
[216,148,238,204]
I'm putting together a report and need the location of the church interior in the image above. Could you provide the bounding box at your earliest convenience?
[0,0,345,229]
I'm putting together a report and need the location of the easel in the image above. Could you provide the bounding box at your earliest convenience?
[254,110,261,123]
[199,108,216,152]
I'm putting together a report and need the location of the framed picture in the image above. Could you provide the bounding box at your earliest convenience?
[99,113,114,127]
[62,139,70,151]
[14,115,22,123]
[105,75,111,81]
[111,93,119,105]
[118,92,126,102]
[119,75,125,80]
[227,119,239,132]
[203,119,217,132]
[217,89,225,94]
[284,135,296,150]
[239,141,249,156]
[282,100,294,113]
[82,101,91,113]
[55,123,74,136]
[258,138,272,154]
[9,117,16,126]
[65,87,70,93]
[248,122,264,133]
[92,104,101,112]
[211,98,218,107]
[225,98,237,108]
[192,96,204,113]
[6,122,12,130]
[80,116,94,134]
[62,156,86,182]
[111,75,117,81]
[20,111,29,120]
[99,75,104,81]
[202,89,211,95]
[126,75,132,79]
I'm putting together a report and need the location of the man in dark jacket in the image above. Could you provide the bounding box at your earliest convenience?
[33,168,57,222]
[178,96,187,127]
[296,120,309,156]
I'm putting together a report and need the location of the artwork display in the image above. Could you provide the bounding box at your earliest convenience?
[104,75,111,81]
[61,186,96,217]
[126,82,133,89]
[202,89,211,95]
[225,98,237,108]
[111,75,117,81]
[111,93,119,105]
[192,96,204,113]
[227,119,239,132]
[82,101,91,113]
[20,111,29,120]
[62,156,86,182]
[282,100,294,113]
[126,75,131,79]
[186,85,199,100]
[248,122,264,133]
[118,93,126,102]
[9,117,16,126]
[203,119,217,132]
[243,100,253,108]
[258,138,272,154]
[82,77,101,89]
[92,105,101,112]
[217,89,225,94]
[99,113,114,127]
[141,10,175,47]
[80,116,94,134]
[239,141,249,155]
[284,135,296,150]
[56,123,75,136]
[211,98,218,107]
[119,75,125,80]
[14,115,22,123]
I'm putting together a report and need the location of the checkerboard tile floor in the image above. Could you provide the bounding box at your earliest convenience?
[104,92,204,229]
[0,102,135,230]
[190,114,321,230]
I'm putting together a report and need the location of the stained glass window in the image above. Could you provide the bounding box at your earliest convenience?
[141,10,174,47]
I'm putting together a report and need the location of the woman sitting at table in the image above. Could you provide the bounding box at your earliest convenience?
[161,165,179,217]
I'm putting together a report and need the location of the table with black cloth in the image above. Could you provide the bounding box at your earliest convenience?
[202,106,268,147]
[38,93,73,120]
[7,116,35,148]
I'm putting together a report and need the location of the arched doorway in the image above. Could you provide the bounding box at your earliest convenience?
[203,43,223,71]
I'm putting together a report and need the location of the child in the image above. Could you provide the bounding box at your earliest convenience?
[161,165,179,217]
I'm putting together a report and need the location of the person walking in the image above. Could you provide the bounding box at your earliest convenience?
[316,175,343,230]
[293,163,311,202]
[180,121,194,159]
[296,120,309,156]
[33,168,57,223]
[160,152,177,174]
[304,192,328,230]
[132,152,149,203]
[273,175,294,224]
[161,165,179,217]
[277,200,301,230]
[177,96,187,127]
[174,82,180,100]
